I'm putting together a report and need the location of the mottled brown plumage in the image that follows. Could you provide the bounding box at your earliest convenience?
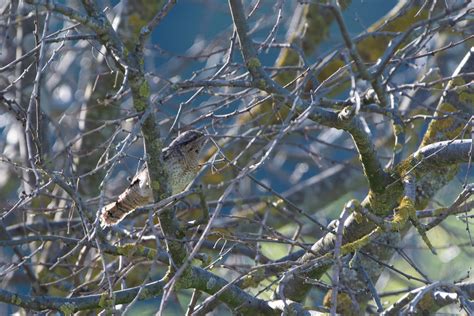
[100,130,206,226]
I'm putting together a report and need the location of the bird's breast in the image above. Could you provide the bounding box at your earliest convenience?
[164,152,199,194]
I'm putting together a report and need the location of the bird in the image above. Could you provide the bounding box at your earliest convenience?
[100,130,207,226]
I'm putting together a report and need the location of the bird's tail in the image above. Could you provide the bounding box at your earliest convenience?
[100,171,153,226]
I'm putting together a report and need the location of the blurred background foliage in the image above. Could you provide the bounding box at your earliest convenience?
[0,0,472,314]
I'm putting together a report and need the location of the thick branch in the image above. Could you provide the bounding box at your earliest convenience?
[0,264,275,314]
[384,281,474,315]
[340,47,474,309]
[341,114,390,194]
[278,138,472,301]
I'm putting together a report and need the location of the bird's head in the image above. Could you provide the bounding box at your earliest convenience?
[165,130,207,157]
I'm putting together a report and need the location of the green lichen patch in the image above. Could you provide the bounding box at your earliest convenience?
[458,87,474,104]
[139,287,152,300]
[139,81,150,98]
[98,293,115,309]
[59,303,76,315]
[246,57,262,71]
[131,80,150,112]
[256,79,266,90]
[393,124,404,136]
[241,269,265,288]
[116,243,137,257]
[366,186,403,216]
[432,207,447,216]
[11,294,22,306]
[323,290,359,316]
[116,243,156,260]
[340,227,381,255]
[421,102,467,147]
[392,196,415,230]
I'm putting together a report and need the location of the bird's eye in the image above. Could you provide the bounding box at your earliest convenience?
[195,149,199,153]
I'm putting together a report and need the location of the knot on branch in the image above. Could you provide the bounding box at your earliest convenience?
[337,106,355,121]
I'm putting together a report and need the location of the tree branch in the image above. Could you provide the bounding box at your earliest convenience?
[0,254,276,314]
